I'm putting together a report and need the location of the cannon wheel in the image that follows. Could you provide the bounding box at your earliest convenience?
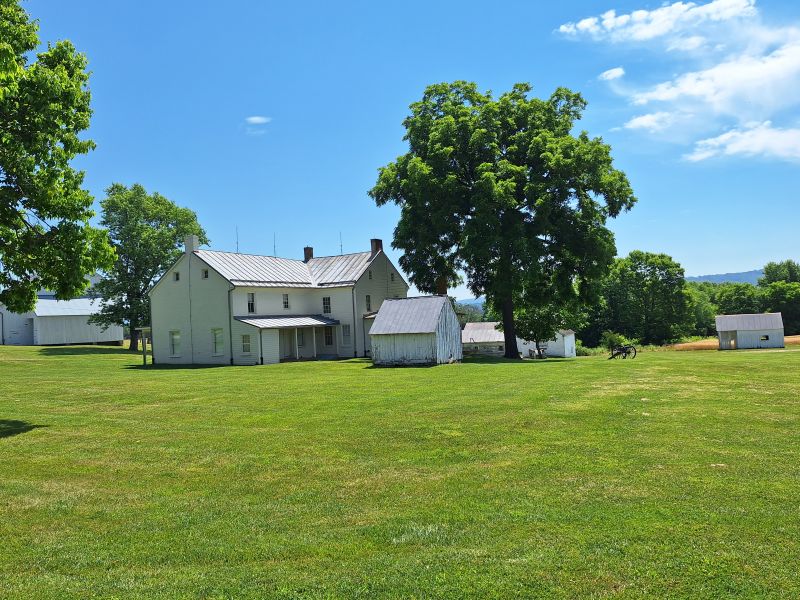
[629,346,637,359]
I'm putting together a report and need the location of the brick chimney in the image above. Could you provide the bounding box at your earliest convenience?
[370,238,383,258]
[303,246,314,262]
[185,234,199,256]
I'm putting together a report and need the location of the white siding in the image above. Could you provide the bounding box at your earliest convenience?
[719,328,784,350]
[260,329,280,364]
[372,333,436,364]
[435,300,462,362]
[33,317,123,345]
[0,308,34,345]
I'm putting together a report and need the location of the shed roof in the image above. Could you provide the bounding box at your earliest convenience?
[462,321,504,343]
[715,312,783,331]
[369,296,447,335]
[195,250,378,288]
[234,315,340,329]
[34,297,102,317]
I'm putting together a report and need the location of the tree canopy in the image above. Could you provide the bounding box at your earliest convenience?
[89,184,207,351]
[370,81,635,357]
[0,0,113,312]
[760,260,800,286]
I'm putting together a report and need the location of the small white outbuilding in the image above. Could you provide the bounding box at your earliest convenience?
[716,313,784,350]
[461,321,576,358]
[0,296,123,346]
[369,296,462,365]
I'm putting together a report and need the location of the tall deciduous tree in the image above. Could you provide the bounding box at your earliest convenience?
[762,281,800,335]
[0,0,114,312]
[713,282,763,316]
[89,184,207,351]
[603,251,691,345]
[760,260,800,285]
[370,82,635,358]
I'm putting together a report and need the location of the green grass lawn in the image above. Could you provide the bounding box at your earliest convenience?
[1,345,799,599]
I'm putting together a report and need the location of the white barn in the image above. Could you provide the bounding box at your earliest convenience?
[0,296,123,346]
[716,313,784,350]
[148,236,408,365]
[369,296,462,365]
[461,322,576,358]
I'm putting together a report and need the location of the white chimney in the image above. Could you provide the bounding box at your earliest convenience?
[185,234,199,255]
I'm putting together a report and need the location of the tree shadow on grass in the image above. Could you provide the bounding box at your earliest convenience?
[0,419,48,439]
[37,345,128,357]
[123,363,231,371]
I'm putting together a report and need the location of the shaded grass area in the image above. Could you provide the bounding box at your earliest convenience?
[1,345,799,598]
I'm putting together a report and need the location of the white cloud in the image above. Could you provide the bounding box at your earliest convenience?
[667,35,706,51]
[559,0,756,42]
[245,116,272,125]
[633,41,800,118]
[624,112,676,132]
[685,122,800,162]
[599,67,625,81]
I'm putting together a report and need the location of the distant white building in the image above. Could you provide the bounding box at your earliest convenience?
[148,236,408,365]
[716,313,784,350]
[0,295,123,346]
[369,296,462,365]
[461,322,576,358]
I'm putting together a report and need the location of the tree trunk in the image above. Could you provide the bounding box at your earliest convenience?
[129,326,139,352]
[500,295,520,359]
[436,277,448,296]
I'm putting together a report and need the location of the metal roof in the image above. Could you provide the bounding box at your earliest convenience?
[195,249,375,288]
[235,314,340,329]
[715,312,783,332]
[369,296,447,335]
[462,322,505,343]
[34,297,102,317]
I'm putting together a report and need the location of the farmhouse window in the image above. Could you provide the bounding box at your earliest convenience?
[322,297,331,314]
[212,328,224,355]
[390,273,395,282]
[365,294,371,312]
[760,335,770,341]
[247,293,256,314]
[342,324,351,344]
[282,293,290,309]
[169,330,181,356]
[368,270,372,279]
[174,272,180,282]
[242,335,251,354]
[202,269,209,279]
[324,326,333,346]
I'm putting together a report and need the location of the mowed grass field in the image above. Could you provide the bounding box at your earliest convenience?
[1,346,799,599]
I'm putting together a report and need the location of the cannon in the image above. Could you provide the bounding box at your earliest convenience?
[609,344,637,359]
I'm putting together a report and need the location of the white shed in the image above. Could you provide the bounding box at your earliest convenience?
[462,322,576,358]
[716,313,784,350]
[0,296,123,346]
[369,296,462,365]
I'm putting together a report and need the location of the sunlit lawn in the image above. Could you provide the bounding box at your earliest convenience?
[1,344,798,598]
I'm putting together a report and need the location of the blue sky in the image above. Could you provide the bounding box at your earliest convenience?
[29,0,800,298]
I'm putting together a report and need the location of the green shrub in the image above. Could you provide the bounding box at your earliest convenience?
[600,331,633,350]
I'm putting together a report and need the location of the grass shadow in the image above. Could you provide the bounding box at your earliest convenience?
[0,419,48,439]
[123,363,232,370]
[37,345,128,357]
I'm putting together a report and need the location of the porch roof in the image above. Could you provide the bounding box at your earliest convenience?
[234,314,340,329]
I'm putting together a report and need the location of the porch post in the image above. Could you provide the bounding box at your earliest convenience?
[312,326,317,358]
[294,328,299,360]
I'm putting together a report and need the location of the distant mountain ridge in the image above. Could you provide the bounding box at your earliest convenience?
[686,270,763,285]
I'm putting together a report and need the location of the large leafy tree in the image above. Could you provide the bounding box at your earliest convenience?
[0,0,113,312]
[603,251,691,345]
[760,260,800,285]
[762,281,800,335]
[713,282,763,316]
[370,82,635,357]
[89,184,207,351]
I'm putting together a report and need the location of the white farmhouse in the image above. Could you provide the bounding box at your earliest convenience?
[716,313,784,350]
[461,322,576,358]
[369,296,462,365]
[0,294,123,346]
[148,236,408,365]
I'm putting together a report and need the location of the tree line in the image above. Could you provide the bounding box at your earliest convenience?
[578,255,800,347]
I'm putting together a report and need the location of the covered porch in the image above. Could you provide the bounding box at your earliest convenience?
[235,315,340,363]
